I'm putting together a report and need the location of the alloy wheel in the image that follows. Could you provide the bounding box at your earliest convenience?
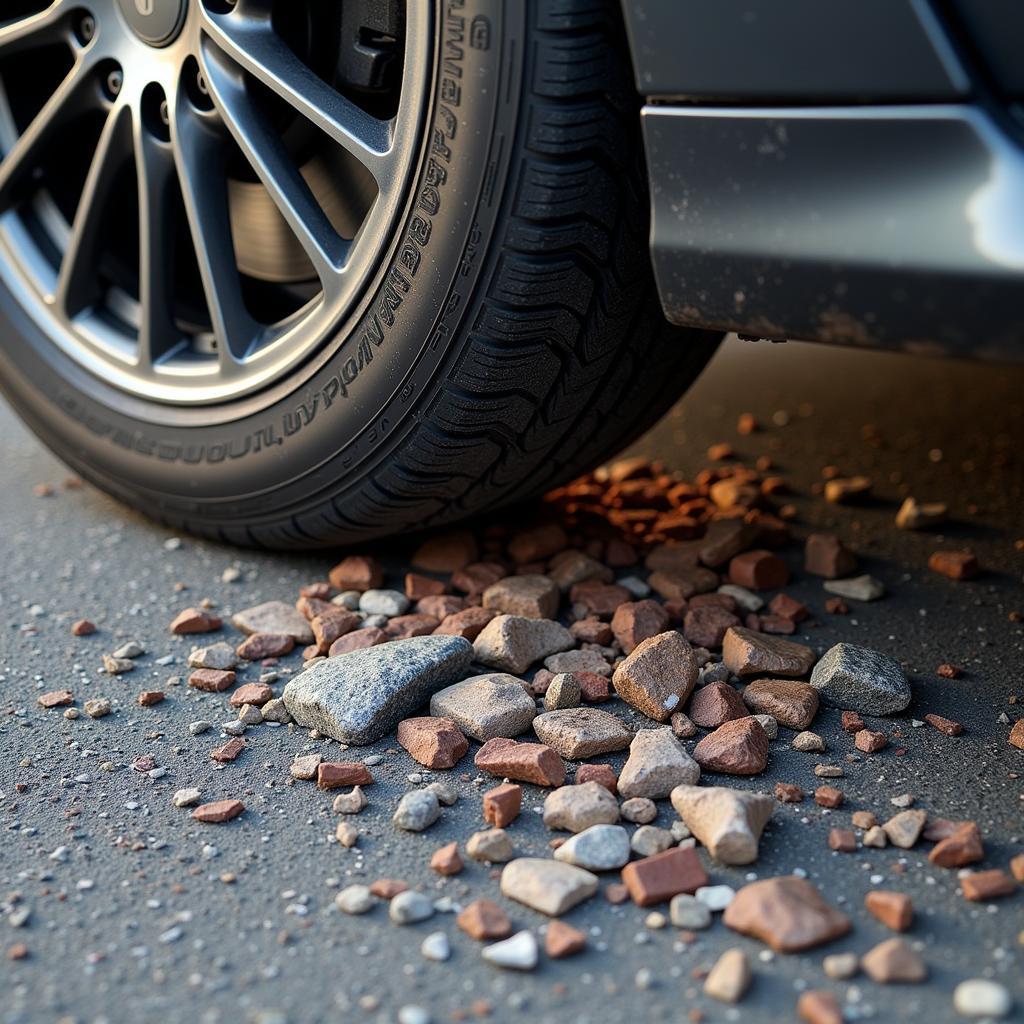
[0,0,432,404]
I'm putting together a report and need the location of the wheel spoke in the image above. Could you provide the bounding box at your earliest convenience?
[170,92,259,366]
[54,101,132,317]
[0,1,71,57]
[199,40,347,290]
[198,7,394,187]
[0,51,99,211]
[133,111,182,368]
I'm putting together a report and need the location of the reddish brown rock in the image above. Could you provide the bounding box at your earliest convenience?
[474,737,565,787]
[452,561,506,596]
[328,555,382,592]
[236,633,295,660]
[137,690,164,707]
[397,717,468,769]
[961,869,1016,901]
[575,763,617,793]
[369,879,407,899]
[699,520,759,568]
[296,595,333,621]
[1011,719,1024,750]
[170,607,222,634]
[570,619,613,645]
[693,717,769,775]
[683,605,741,648]
[861,937,927,983]
[384,614,441,639]
[507,523,567,564]
[841,711,865,733]
[814,785,844,809]
[825,596,849,615]
[855,729,888,753]
[577,670,611,703]
[621,846,709,907]
[433,606,496,641]
[229,683,274,708]
[936,662,963,679]
[328,627,389,656]
[688,681,748,729]
[570,581,632,617]
[210,738,246,763]
[768,592,809,623]
[405,572,446,601]
[928,822,984,868]
[311,609,361,652]
[804,534,857,579]
[37,690,73,708]
[722,627,815,679]
[865,891,913,931]
[1011,853,1024,882]
[457,898,513,941]
[923,712,963,736]
[797,991,843,1024]
[723,876,851,952]
[729,550,790,591]
[775,782,804,803]
[758,614,796,635]
[317,762,374,789]
[192,799,244,823]
[828,828,856,852]
[928,549,979,581]
[411,530,479,573]
[545,919,587,958]
[741,678,819,730]
[416,594,465,619]
[299,581,332,600]
[611,600,669,654]
[483,783,522,828]
[71,619,96,636]
[188,668,236,692]
[611,631,699,722]
[648,567,719,602]
[430,842,463,876]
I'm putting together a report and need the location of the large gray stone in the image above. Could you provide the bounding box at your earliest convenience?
[430,673,536,741]
[282,636,473,744]
[809,642,910,715]
[553,824,630,871]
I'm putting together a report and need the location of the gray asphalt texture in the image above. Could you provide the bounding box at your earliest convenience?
[2,337,1023,1024]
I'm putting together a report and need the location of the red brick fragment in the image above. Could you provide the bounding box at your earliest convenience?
[575,763,617,794]
[210,738,245,763]
[38,690,73,708]
[405,572,446,600]
[924,713,962,736]
[229,683,274,708]
[188,668,235,692]
[936,663,962,679]
[855,729,888,753]
[328,555,382,591]
[71,619,96,636]
[928,822,984,868]
[192,799,244,823]
[622,846,709,907]
[369,878,406,899]
[311,609,361,652]
[768,592,809,623]
[236,633,295,660]
[483,783,522,828]
[474,738,565,788]
[317,762,374,789]
[825,597,849,615]
[452,561,506,596]
[1011,719,1024,750]
[928,549,979,580]
[430,842,463,876]
[545,919,587,958]
[397,717,468,769]
[411,530,479,573]
[729,550,790,590]
[828,829,856,852]
[170,607,222,634]
[865,890,913,931]
[457,899,512,941]
[961,869,1016,901]
[814,786,844,809]
[137,690,164,707]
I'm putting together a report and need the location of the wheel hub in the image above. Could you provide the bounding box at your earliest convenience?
[116,0,187,47]
[0,0,431,405]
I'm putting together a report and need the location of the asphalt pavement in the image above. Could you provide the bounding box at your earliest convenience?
[1,336,1022,1024]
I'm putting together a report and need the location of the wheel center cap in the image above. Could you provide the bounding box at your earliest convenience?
[117,0,187,47]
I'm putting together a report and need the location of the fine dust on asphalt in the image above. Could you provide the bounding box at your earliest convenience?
[1,336,1022,1024]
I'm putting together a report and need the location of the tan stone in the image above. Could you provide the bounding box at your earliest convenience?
[611,631,699,722]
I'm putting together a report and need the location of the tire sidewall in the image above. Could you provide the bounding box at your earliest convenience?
[0,0,523,522]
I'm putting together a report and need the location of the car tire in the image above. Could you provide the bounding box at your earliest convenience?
[0,0,719,548]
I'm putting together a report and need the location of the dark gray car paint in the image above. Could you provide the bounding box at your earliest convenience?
[622,1,1024,359]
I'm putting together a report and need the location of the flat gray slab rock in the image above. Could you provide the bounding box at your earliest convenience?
[232,601,314,644]
[282,636,473,744]
[809,642,911,715]
[430,673,536,741]
[473,614,574,674]
[533,707,633,759]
